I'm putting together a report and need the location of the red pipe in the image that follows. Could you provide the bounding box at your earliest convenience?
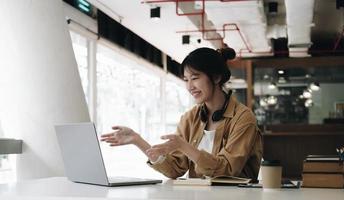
[143,0,255,42]
[239,49,344,55]
[176,27,237,33]
[220,0,260,2]
[222,23,252,52]
[145,0,344,56]
[175,0,204,16]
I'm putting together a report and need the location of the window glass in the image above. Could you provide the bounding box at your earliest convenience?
[96,44,163,178]
[165,76,193,133]
[70,31,89,102]
[254,66,344,125]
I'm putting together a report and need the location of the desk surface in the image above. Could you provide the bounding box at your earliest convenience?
[0,177,343,200]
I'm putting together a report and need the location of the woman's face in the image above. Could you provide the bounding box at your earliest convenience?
[183,67,215,104]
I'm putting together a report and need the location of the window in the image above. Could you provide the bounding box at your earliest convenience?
[165,76,193,133]
[70,31,89,102]
[68,31,192,179]
[96,44,164,178]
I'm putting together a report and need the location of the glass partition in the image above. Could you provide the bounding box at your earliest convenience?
[254,66,344,125]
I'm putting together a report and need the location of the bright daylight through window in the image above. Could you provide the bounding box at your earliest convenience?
[70,31,192,178]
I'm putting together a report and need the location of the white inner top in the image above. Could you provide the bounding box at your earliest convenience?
[197,130,216,154]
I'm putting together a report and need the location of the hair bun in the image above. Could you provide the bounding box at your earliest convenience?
[218,47,236,61]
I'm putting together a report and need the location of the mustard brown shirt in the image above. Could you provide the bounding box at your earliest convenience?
[149,96,263,180]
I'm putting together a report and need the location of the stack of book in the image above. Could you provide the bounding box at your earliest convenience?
[302,155,344,188]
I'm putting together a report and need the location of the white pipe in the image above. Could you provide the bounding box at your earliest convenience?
[285,0,315,57]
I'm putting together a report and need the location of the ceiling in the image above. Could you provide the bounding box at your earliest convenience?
[87,0,344,63]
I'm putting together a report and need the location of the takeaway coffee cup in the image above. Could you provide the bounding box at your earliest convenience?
[261,160,282,189]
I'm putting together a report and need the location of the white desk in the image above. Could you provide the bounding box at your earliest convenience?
[0,177,343,200]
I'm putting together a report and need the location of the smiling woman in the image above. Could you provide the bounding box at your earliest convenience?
[101,47,263,180]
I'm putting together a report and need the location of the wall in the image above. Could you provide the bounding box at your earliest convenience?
[0,0,90,179]
[309,83,344,124]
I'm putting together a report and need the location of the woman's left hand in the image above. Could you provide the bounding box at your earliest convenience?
[146,134,185,158]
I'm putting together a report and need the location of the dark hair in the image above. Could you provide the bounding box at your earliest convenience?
[180,47,235,87]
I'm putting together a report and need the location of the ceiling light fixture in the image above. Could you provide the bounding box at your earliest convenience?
[150,7,160,20]
[268,82,277,90]
[305,99,313,107]
[303,90,312,99]
[259,98,268,107]
[182,35,190,45]
[267,96,278,105]
[310,82,320,91]
[278,70,284,74]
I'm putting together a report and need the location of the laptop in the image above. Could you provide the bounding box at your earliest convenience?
[54,122,162,186]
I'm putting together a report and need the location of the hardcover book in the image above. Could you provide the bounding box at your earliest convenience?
[302,173,344,188]
[303,161,344,173]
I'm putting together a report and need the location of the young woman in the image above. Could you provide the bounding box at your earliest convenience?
[101,47,262,180]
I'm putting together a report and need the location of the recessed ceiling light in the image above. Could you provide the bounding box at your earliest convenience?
[278,70,284,74]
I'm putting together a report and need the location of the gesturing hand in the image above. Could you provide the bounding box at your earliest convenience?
[146,134,185,158]
[100,126,138,146]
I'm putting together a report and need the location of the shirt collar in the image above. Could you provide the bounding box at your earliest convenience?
[223,95,237,118]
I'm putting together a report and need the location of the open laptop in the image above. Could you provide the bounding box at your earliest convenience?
[54,122,162,186]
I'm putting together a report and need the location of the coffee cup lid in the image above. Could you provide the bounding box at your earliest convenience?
[261,160,281,166]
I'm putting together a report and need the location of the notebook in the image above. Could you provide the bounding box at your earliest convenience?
[173,176,251,186]
[54,122,162,186]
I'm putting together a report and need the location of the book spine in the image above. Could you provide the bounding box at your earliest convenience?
[303,161,344,173]
[302,173,344,188]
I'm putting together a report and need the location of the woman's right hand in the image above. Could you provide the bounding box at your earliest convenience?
[100,126,138,146]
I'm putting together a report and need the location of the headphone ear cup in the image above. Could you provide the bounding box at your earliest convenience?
[200,106,208,123]
[212,110,224,122]
[212,92,231,122]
